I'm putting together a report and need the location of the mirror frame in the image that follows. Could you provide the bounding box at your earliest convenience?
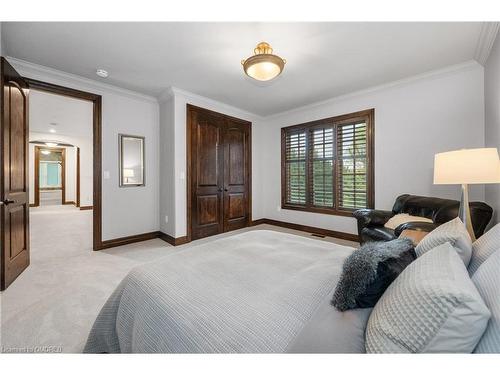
[118,134,145,187]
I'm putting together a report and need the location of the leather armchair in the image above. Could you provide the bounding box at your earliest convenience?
[353,194,493,244]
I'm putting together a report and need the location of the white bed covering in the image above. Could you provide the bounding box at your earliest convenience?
[84,230,370,353]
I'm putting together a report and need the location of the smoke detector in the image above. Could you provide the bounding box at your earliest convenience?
[96,69,109,78]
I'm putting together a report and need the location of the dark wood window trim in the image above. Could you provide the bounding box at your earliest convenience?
[281,109,374,217]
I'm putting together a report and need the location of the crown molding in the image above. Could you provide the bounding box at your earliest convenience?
[6,56,158,103]
[474,22,500,65]
[265,60,482,121]
[160,86,263,121]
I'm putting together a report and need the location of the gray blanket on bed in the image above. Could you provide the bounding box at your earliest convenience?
[84,230,358,353]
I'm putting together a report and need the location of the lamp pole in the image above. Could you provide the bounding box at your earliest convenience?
[459,183,476,241]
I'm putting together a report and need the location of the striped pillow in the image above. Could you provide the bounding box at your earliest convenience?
[468,223,500,275]
[416,217,472,266]
[472,249,500,353]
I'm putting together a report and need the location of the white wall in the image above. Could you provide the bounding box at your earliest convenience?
[29,132,91,206]
[159,97,176,236]
[485,33,500,224]
[159,88,264,238]
[255,62,486,235]
[0,22,3,56]
[10,58,160,241]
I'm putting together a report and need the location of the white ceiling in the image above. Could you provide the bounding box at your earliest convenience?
[3,22,486,116]
[30,90,93,138]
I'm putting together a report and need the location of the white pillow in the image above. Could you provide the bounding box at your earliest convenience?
[472,249,500,353]
[365,242,490,353]
[384,213,433,230]
[468,223,500,275]
[415,217,472,266]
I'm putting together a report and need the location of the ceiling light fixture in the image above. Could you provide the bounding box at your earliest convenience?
[242,42,286,81]
[41,150,51,155]
[45,142,58,147]
[49,128,56,133]
[96,69,109,78]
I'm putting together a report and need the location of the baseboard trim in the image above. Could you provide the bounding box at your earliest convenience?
[96,220,358,251]
[252,218,359,242]
[63,201,76,206]
[100,231,160,250]
[79,206,93,211]
[29,203,36,207]
[158,232,189,246]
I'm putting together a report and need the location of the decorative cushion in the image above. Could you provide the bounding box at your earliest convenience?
[331,238,416,311]
[415,217,472,266]
[384,213,433,230]
[365,242,490,353]
[472,249,500,353]
[468,223,500,275]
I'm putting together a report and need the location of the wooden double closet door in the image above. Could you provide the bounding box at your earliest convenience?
[188,105,251,241]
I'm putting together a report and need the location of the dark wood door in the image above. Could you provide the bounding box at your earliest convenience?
[189,108,225,240]
[188,105,251,241]
[222,119,250,232]
[1,57,30,290]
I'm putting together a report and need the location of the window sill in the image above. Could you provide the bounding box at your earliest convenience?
[281,204,357,217]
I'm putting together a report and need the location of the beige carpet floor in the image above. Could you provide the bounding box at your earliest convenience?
[0,205,356,353]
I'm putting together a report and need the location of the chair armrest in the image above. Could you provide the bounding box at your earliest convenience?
[353,209,394,227]
[394,222,439,238]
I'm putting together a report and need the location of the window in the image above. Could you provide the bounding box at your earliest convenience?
[281,109,374,216]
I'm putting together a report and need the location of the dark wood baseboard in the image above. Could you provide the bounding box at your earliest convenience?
[252,218,359,242]
[100,231,160,250]
[63,201,76,206]
[95,220,358,252]
[29,203,36,207]
[158,232,189,246]
[79,206,93,211]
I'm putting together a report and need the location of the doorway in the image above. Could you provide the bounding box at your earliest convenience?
[25,79,103,250]
[1,58,104,290]
[34,146,66,206]
[186,104,252,241]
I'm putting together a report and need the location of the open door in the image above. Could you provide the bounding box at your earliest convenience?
[1,57,30,291]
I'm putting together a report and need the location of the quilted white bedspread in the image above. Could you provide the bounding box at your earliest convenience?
[84,230,366,353]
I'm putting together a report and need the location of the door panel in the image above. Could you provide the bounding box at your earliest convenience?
[197,195,219,225]
[223,122,250,232]
[1,57,30,290]
[190,110,224,240]
[227,193,245,219]
[197,122,219,187]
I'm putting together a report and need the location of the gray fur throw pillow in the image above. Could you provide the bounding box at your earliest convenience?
[332,238,416,311]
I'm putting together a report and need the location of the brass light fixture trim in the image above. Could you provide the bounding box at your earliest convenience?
[241,42,286,81]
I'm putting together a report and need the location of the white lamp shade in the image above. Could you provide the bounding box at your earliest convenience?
[123,169,134,178]
[434,148,500,185]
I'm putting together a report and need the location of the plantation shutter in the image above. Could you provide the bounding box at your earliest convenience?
[309,126,334,208]
[336,120,369,210]
[284,129,307,205]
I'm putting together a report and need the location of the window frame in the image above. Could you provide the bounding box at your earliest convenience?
[281,108,375,217]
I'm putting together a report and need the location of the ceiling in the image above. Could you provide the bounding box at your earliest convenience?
[30,90,93,138]
[3,22,486,116]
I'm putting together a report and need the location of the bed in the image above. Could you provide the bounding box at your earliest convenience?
[84,230,370,353]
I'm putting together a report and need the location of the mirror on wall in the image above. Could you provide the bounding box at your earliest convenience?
[119,134,145,187]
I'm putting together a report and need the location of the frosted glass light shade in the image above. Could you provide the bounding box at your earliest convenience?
[246,61,281,81]
[434,148,500,185]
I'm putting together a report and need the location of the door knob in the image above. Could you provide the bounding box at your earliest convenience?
[1,199,15,205]
[224,188,228,192]
[217,188,223,192]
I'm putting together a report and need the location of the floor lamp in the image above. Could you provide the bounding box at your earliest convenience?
[434,148,500,241]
